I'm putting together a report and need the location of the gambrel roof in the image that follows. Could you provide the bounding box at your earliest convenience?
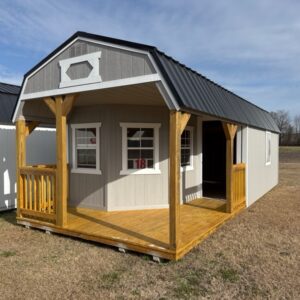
[15,31,280,133]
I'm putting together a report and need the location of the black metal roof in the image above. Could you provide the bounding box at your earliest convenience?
[0,82,20,95]
[20,31,280,133]
[0,82,20,124]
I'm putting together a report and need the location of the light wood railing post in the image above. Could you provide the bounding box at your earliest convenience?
[222,122,237,213]
[44,94,77,227]
[169,111,190,250]
[16,119,26,217]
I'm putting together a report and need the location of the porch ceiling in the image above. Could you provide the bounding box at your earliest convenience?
[74,82,166,107]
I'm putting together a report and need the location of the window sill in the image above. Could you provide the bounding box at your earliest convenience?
[71,168,102,175]
[181,166,194,172]
[120,169,161,175]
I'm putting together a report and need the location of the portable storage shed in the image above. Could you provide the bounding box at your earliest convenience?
[12,32,279,260]
[0,82,56,211]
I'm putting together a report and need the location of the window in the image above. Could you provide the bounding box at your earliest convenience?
[120,123,161,175]
[71,123,102,174]
[181,127,193,170]
[266,131,271,165]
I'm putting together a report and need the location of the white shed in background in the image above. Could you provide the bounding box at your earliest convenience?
[0,82,56,211]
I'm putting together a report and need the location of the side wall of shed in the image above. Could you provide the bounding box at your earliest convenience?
[247,127,279,206]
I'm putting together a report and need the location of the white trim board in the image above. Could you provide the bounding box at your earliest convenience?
[119,122,161,175]
[71,122,102,175]
[21,74,160,101]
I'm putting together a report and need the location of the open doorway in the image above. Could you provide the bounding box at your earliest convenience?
[202,121,226,199]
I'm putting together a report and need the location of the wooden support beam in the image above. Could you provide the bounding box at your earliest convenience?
[55,96,68,227]
[62,94,77,116]
[43,97,56,116]
[222,122,238,213]
[179,112,191,134]
[169,111,182,250]
[25,121,40,136]
[16,120,26,218]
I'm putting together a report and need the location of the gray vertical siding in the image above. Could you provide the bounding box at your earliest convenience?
[247,128,279,206]
[67,104,203,211]
[24,40,155,94]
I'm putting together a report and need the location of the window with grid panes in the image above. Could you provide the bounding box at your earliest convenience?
[181,128,192,167]
[127,127,154,169]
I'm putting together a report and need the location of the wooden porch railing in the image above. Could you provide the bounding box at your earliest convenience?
[232,163,246,211]
[19,165,56,223]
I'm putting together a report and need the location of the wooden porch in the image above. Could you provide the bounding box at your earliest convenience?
[15,94,246,260]
[17,197,245,260]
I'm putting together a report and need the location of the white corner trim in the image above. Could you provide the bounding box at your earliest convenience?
[245,126,249,207]
[20,74,160,101]
[59,51,102,88]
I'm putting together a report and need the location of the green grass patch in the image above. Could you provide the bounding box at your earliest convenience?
[219,268,239,283]
[100,271,120,288]
[0,250,16,257]
[173,269,208,299]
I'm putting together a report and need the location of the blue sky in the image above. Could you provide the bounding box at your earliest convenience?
[0,0,299,116]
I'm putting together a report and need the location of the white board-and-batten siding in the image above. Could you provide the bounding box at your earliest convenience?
[68,105,202,211]
[0,126,56,211]
[246,128,279,206]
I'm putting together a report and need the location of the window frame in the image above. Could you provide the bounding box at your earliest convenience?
[181,126,194,172]
[71,122,102,175]
[120,123,161,175]
[265,131,271,166]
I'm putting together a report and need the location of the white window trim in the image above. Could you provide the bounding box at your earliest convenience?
[120,122,161,175]
[265,131,271,166]
[71,123,102,175]
[181,126,194,172]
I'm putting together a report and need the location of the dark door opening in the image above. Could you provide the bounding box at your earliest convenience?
[202,121,226,199]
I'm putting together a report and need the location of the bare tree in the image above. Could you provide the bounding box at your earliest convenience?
[270,110,291,133]
[294,114,300,133]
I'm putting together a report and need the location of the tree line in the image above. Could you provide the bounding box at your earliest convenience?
[270,110,300,146]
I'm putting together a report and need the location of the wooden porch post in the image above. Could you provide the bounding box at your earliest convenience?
[16,120,40,217]
[44,94,77,227]
[16,120,26,218]
[222,122,237,213]
[169,111,190,250]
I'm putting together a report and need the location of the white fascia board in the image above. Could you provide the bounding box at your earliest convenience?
[20,74,160,101]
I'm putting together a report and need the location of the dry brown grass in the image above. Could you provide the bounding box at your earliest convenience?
[0,148,299,299]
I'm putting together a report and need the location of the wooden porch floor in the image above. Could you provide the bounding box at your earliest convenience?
[18,198,244,260]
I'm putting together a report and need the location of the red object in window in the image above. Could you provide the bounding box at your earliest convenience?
[135,158,146,169]
[90,138,96,144]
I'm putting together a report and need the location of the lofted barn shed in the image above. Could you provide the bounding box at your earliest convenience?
[12,32,279,260]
